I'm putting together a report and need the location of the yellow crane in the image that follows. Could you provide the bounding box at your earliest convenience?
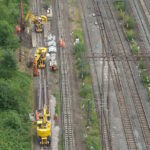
[25,12,47,33]
[35,105,51,145]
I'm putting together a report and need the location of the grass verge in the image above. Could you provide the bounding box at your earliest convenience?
[68,0,102,149]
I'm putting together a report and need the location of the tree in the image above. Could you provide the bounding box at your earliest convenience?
[0,80,18,110]
[1,51,17,70]
[0,20,13,46]
[0,50,17,78]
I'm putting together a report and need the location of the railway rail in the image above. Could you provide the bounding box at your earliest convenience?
[111,0,150,148]
[32,0,51,150]
[94,0,137,149]
[79,0,113,149]
[79,0,150,149]
[97,0,150,149]
[54,0,75,149]
[127,0,150,77]
[129,0,150,54]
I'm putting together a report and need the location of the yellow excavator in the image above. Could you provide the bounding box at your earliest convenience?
[25,12,47,33]
[33,47,48,76]
[34,47,48,68]
[35,105,51,145]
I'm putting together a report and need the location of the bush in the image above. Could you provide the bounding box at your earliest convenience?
[73,29,83,42]
[4,111,21,129]
[118,11,125,20]
[141,71,149,84]
[85,134,102,150]
[124,16,134,29]
[114,1,125,11]
[80,84,91,98]
[0,50,17,78]
[131,42,139,54]
[125,29,136,41]
[0,80,19,110]
[139,60,145,70]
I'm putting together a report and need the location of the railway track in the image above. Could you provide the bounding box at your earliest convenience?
[129,0,150,54]
[79,0,150,149]
[79,0,113,149]
[54,0,75,149]
[99,0,150,149]
[32,0,51,150]
[129,0,150,78]
[139,0,150,24]
[93,0,137,149]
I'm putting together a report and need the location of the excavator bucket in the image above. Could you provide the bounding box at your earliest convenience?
[40,15,47,23]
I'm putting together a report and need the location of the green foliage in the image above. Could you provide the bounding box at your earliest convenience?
[0,72,32,149]
[0,110,31,150]
[125,29,136,41]
[0,1,31,149]
[73,29,83,42]
[74,42,85,57]
[85,133,102,150]
[124,16,134,29]
[118,11,125,20]
[0,51,17,70]
[0,80,18,110]
[114,1,125,11]
[4,111,21,129]
[73,30,101,149]
[131,42,139,54]
[0,20,13,45]
[0,50,17,78]
[0,5,9,21]
[80,85,91,98]
[139,60,145,70]
[141,71,149,85]
[0,20,19,50]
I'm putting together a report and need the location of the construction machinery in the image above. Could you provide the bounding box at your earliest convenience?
[33,47,48,76]
[25,12,47,33]
[35,105,51,145]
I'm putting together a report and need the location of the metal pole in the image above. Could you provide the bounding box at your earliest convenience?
[125,0,127,15]
[87,100,90,128]
[81,51,84,86]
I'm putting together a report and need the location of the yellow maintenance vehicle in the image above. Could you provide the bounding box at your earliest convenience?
[33,47,48,76]
[25,12,47,33]
[35,105,51,145]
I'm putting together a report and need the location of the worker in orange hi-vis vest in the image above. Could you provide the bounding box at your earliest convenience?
[35,110,39,120]
[58,38,63,47]
[62,41,66,48]
[54,114,59,125]
[38,69,40,76]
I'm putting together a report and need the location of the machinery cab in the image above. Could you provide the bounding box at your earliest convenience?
[32,15,47,33]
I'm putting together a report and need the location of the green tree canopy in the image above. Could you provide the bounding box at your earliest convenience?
[0,20,13,46]
[0,80,18,110]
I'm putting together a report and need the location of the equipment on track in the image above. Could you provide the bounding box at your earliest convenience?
[46,34,58,71]
[33,47,48,76]
[36,105,51,145]
[26,12,47,33]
